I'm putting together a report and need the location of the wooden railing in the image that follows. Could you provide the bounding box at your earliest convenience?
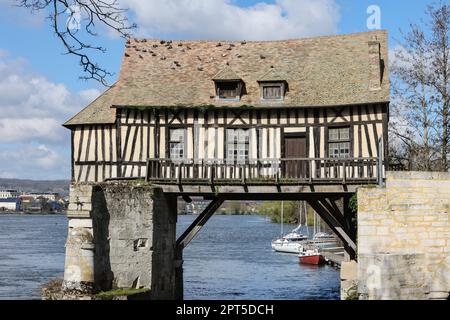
[146,158,382,185]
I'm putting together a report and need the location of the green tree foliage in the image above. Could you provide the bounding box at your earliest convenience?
[257,201,314,225]
[349,194,358,214]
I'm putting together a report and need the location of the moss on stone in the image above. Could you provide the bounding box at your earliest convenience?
[95,288,150,299]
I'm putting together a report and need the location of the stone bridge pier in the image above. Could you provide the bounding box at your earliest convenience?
[62,181,180,299]
[355,172,450,300]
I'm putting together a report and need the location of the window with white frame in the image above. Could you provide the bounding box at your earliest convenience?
[328,127,351,158]
[226,129,250,163]
[169,128,185,161]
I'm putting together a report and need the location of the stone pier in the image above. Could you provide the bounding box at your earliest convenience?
[356,172,450,300]
[62,181,179,300]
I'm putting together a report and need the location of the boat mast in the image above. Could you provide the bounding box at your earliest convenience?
[313,210,317,235]
[281,201,284,236]
[304,202,309,236]
[298,202,302,228]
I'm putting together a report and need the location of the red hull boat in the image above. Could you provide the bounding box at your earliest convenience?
[299,250,325,265]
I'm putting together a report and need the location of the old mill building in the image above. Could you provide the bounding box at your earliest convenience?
[64,30,388,186]
[60,31,390,297]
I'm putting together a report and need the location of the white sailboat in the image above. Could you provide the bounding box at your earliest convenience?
[271,202,309,254]
[307,212,339,249]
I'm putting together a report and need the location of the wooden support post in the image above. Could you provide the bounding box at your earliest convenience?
[343,162,347,184]
[210,164,216,185]
[177,163,182,185]
[174,247,183,300]
[318,198,346,228]
[176,197,225,250]
[307,199,356,259]
[309,160,313,184]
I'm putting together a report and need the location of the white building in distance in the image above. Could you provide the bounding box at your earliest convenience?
[0,189,20,199]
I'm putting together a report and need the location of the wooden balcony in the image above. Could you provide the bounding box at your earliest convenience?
[146,158,383,186]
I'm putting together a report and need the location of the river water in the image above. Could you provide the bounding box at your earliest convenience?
[0,214,339,300]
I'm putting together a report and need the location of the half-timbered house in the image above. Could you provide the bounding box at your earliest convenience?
[64,30,389,186]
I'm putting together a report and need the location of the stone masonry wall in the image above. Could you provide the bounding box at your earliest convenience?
[357,172,450,300]
[63,181,178,300]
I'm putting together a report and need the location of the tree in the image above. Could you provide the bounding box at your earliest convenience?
[391,2,450,172]
[428,3,450,171]
[17,0,136,85]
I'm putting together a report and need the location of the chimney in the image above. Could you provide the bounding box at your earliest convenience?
[368,36,382,90]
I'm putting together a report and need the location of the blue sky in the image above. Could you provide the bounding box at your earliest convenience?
[0,0,438,180]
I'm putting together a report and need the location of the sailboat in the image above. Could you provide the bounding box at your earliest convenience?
[271,202,309,254]
[310,212,339,249]
[298,211,339,265]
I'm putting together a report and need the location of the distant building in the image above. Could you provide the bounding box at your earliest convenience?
[0,198,21,211]
[19,195,34,203]
[0,189,20,199]
[27,200,43,212]
[47,201,65,212]
[29,192,60,201]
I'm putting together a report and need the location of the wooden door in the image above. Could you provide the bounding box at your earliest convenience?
[284,135,308,178]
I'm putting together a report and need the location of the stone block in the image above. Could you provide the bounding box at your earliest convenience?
[67,210,91,219]
[341,261,358,280]
[68,219,93,229]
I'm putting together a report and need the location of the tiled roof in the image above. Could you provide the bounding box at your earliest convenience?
[64,30,390,125]
[258,68,287,82]
[113,30,389,108]
[212,66,241,80]
[63,84,117,127]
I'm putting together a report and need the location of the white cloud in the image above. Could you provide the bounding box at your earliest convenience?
[0,144,68,180]
[0,52,101,143]
[0,50,101,179]
[0,118,63,143]
[121,0,340,40]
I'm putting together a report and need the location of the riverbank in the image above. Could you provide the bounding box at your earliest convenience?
[0,211,66,215]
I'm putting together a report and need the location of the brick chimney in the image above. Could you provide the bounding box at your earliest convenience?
[368,36,382,90]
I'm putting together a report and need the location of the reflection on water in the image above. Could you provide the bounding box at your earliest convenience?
[0,214,339,300]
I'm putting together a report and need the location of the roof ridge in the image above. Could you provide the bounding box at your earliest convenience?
[129,30,388,44]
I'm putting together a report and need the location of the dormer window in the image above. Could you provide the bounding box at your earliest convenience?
[261,82,285,100]
[258,68,287,102]
[215,81,242,101]
[212,66,242,101]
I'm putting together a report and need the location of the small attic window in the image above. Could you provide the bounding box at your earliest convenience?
[215,81,242,101]
[260,82,285,101]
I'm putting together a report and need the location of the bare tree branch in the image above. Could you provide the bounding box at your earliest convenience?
[391,1,450,172]
[17,0,136,86]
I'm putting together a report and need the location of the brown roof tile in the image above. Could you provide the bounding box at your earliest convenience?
[258,68,287,82]
[212,66,241,80]
[63,85,117,127]
[65,30,390,125]
[112,30,389,108]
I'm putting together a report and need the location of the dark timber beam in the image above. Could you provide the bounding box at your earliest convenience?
[193,192,354,201]
[176,197,225,250]
[306,199,356,259]
[318,198,347,229]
